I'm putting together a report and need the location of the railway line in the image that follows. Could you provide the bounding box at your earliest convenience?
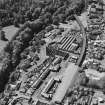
[74,14,87,67]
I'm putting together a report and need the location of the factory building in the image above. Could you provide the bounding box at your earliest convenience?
[59,32,80,52]
[41,77,61,99]
[32,69,51,89]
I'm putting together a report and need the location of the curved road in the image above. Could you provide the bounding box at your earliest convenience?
[74,14,87,67]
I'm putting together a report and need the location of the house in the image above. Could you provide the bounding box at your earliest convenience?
[90,8,96,13]
[96,5,103,11]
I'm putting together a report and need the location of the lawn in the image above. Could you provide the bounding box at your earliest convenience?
[0,25,19,52]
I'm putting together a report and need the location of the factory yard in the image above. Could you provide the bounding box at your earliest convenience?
[52,63,78,104]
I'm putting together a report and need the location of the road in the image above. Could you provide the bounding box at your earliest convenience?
[74,14,87,67]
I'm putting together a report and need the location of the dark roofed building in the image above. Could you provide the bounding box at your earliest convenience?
[46,44,69,60]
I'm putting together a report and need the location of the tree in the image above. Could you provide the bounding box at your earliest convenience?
[0,30,8,41]
[4,42,13,53]
[13,18,19,27]
[52,16,59,25]
[40,40,46,46]
[34,54,40,61]
[29,19,44,32]
[58,13,66,23]
[20,27,33,42]
[44,18,50,25]
[0,57,12,92]
[32,7,41,19]
[12,54,20,67]
[20,52,27,59]
[19,59,31,70]
[80,73,89,86]
[10,71,20,83]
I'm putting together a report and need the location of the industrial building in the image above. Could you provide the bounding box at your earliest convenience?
[46,45,69,60]
[59,32,80,52]
[41,77,61,99]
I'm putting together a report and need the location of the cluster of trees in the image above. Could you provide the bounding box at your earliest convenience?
[0,54,12,92]
[9,70,20,83]
[0,30,8,41]
[0,0,85,27]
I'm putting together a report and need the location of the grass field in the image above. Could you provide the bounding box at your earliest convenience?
[0,25,19,52]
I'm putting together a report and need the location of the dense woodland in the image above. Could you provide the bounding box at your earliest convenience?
[0,0,85,92]
[0,0,85,26]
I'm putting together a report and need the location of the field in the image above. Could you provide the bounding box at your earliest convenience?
[0,25,19,52]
